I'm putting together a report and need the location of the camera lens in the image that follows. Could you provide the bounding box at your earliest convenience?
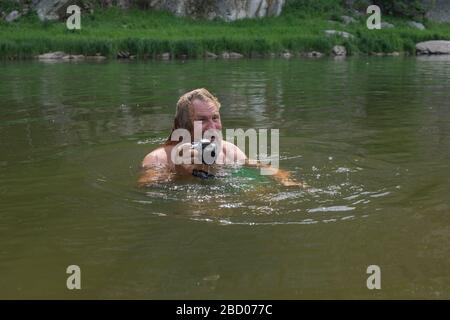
[191,139,217,164]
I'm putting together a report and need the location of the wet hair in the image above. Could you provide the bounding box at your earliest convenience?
[165,88,221,145]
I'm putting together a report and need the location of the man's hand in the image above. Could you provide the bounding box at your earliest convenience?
[245,160,307,188]
[272,169,307,187]
[173,142,201,165]
[280,179,307,187]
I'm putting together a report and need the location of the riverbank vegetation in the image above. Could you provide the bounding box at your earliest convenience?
[1,0,450,59]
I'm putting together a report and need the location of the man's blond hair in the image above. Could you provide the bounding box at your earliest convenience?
[166,88,221,144]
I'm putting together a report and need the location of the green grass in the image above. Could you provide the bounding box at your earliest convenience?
[0,6,449,59]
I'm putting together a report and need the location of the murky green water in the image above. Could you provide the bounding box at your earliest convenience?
[0,57,449,299]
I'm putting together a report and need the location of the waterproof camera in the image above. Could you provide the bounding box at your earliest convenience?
[191,139,217,165]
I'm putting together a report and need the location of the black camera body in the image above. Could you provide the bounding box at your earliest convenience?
[191,139,217,165]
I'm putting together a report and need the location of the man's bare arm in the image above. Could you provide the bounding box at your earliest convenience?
[257,165,306,187]
[243,158,306,187]
[223,141,306,187]
[138,148,172,187]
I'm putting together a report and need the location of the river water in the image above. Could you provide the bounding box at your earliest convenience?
[0,57,449,298]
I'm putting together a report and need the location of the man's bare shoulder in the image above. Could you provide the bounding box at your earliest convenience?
[222,140,247,160]
[222,140,237,149]
[142,146,170,168]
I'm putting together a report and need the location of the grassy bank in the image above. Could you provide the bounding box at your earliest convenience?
[1,4,450,59]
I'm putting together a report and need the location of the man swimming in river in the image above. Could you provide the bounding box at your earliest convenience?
[139,88,303,187]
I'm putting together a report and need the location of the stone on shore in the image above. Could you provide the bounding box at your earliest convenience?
[85,55,107,60]
[205,51,218,59]
[36,52,91,60]
[157,52,171,60]
[324,30,354,39]
[61,54,85,60]
[408,21,426,30]
[229,52,244,59]
[303,51,324,58]
[149,0,285,21]
[101,0,284,20]
[424,0,450,23]
[220,52,244,59]
[5,10,20,23]
[34,0,78,21]
[416,41,450,55]
[341,15,356,25]
[332,45,347,56]
[380,22,395,29]
[280,51,292,59]
[117,51,131,59]
[370,52,400,56]
[37,51,67,59]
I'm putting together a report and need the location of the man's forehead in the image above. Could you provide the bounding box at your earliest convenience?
[192,99,219,114]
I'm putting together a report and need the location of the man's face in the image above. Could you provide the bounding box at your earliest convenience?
[191,98,222,134]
